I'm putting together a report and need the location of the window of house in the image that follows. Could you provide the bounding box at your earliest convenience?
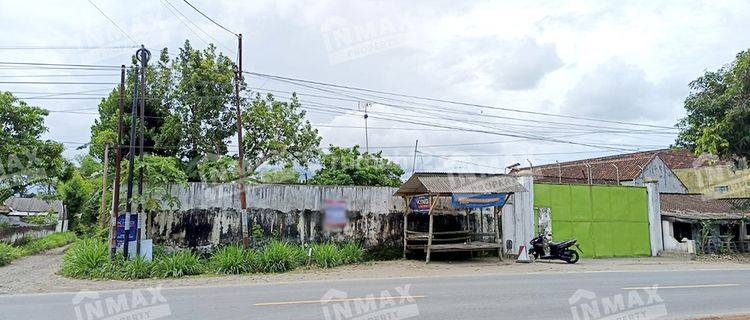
[715,185,730,193]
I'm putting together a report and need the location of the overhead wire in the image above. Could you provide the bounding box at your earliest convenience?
[86,0,139,45]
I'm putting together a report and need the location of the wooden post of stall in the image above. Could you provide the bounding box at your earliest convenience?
[494,205,503,261]
[426,194,438,263]
[403,196,410,259]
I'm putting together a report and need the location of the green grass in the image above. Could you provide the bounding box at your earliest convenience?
[152,250,203,278]
[0,232,76,267]
[57,238,374,280]
[257,241,306,273]
[311,242,343,268]
[210,244,255,274]
[338,242,364,264]
[60,238,109,278]
[0,243,25,266]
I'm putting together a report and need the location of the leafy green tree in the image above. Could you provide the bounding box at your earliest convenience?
[310,146,404,187]
[196,155,238,183]
[89,49,173,161]
[121,156,188,211]
[58,172,94,232]
[0,92,66,199]
[258,166,300,184]
[167,41,236,163]
[242,93,321,176]
[676,50,750,161]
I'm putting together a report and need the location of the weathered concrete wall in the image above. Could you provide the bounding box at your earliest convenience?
[151,183,511,250]
[0,225,56,245]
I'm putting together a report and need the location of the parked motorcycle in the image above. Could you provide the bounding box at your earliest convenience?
[529,235,582,264]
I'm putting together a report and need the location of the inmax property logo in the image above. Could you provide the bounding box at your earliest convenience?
[72,286,171,320]
[568,286,667,320]
[320,15,411,65]
[320,285,420,320]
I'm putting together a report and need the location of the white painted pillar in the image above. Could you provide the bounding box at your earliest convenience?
[513,173,535,255]
[645,179,664,256]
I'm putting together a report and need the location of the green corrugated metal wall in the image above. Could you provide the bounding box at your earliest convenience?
[533,183,651,258]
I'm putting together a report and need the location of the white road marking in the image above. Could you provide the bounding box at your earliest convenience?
[623,284,740,290]
[254,295,426,306]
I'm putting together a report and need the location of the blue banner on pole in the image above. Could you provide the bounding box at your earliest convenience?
[115,214,138,247]
[451,193,508,209]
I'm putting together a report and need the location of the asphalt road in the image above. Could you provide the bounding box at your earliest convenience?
[2,268,750,320]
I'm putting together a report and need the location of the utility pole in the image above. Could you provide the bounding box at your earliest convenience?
[124,45,150,260]
[99,143,109,227]
[136,45,149,256]
[123,63,139,260]
[361,102,370,153]
[109,65,126,259]
[235,33,249,247]
[412,140,419,173]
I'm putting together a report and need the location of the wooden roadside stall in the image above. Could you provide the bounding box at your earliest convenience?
[395,172,527,263]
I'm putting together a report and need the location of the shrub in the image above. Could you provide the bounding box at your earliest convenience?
[0,243,24,267]
[338,242,364,264]
[23,232,77,255]
[257,241,306,273]
[152,250,203,278]
[60,238,109,278]
[211,244,255,274]
[311,243,343,268]
[120,256,153,279]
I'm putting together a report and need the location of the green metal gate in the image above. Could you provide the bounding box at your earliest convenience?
[534,183,651,258]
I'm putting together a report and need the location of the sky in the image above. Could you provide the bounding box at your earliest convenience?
[2,0,750,174]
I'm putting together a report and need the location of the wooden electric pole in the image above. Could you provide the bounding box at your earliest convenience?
[235,34,249,247]
[109,65,126,259]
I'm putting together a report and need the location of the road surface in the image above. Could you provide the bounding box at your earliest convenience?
[2,268,749,319]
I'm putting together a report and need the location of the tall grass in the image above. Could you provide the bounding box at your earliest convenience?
[257,241,306,273]
[338,242,364,264]
[0,232,77,268]
[311,243,343,268]
[60,238,109,278]
[152,250,203,278]
[210,244,255,274]
[0,243,24,267]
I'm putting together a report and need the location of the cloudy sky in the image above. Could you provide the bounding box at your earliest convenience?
[2,0,750,173]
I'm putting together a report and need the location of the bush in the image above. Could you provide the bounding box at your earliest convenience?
[23,232,77,255]
[311,242,343,268]
[257,241,306,273]
[152,250,203,278]
[0,243,24,267]
[338,242,364,264]
[120,256,153,279]
[211,244,255,274]
[60,238,109,278]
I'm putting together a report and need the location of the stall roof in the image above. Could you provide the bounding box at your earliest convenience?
[394,172,527,196]
[660,193,750,220]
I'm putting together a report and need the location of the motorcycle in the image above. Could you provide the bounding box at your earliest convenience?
[529,235,582,264]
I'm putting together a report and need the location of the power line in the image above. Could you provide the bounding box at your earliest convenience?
[0,61,120,69]
[86,0,139,45]
[162,0,236,55]
[181,0,237,35]
[247,71,677,130]
[0,45,138,50]
[0,81,118,85]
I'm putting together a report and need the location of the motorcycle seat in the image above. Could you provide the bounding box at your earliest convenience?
[550,239,575,247]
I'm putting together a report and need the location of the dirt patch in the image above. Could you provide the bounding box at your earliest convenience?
[3,253,750,295]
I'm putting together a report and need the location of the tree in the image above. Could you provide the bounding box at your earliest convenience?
[242,93,321,176]
[89,49,173,160]
[310,146,404,187]
[676,50,750,162]
[0,92,66,199]
[58,172,94,233]
[167,41,236,163]
[258,166,301,184]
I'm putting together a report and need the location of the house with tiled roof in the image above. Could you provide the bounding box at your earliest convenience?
[514,149,700,193]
